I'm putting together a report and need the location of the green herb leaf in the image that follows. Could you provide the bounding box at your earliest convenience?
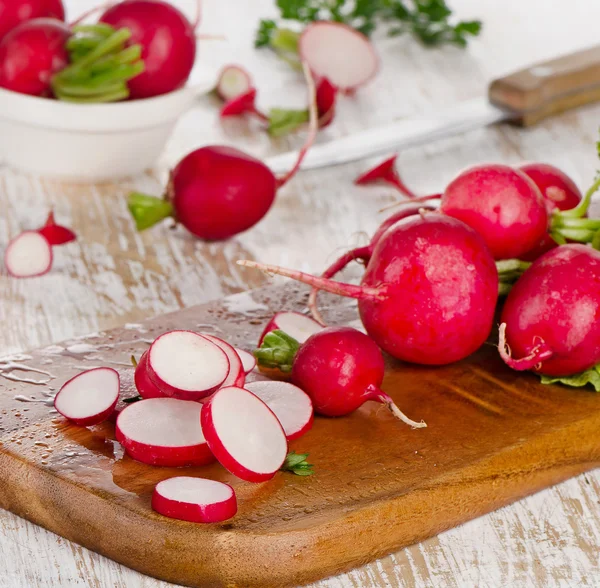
[540,365,600,392]
[123,395,143,404]
[255,19,278,47]
[268,108,310,137]
[281,451,314,475]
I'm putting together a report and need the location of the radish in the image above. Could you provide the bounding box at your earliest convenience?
[152,477,237,523]
[147,331,230,400]
[234,348,256,374]
[355,155,418,198]
[37,211,76,245]
[4,231,53,278]
[116,397,214,467]
[498,244,600,378]
[0,18,70,96]
[219,87,267,121]
[239,213,499,365]
[215,64,252,102]
[201,386,287,482]
[134,351,166,399]
[201,333,245,389]
[0,0,65,40]
[299,21,378,92]
[54,367,119,426]
[259,311,323,345]
[100,0,197,99]
[244,380,313,441]
[128,63,318,240]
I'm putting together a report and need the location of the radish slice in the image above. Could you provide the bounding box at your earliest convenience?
[216,64,252,102]
[4,231,53,278]
[235,348,256,374]
[135,351,166,399]
[244,381,313,441]
[201,386,288,483]
[298,22,379,92]
[148,331,230,400]
[152,477,237,523]
[116,398,215,467]
[201,334,245,388]
[54,367,120,426]
[259,311,324,345]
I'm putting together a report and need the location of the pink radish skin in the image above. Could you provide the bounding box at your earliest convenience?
[0,0,65,40]
[219,88,267,121]
[498,244,600,377]
[259,311,323,345]
[315,77,337,127]
[245,380,314,441]
[0,18,69,96]
[54,367,119,426]
[152,477,237,523]
[235,348,256,375]
[134,351,166,399]
[201,386,288,483]
[38,211,76,246]
[216,64,252,102]
[116,398,215,467]
[201,333,245,388]
[355,155,418,199]
[4,231,53,278]
[147,331,230,400]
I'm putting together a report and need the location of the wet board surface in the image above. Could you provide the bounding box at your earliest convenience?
[1,283,599,588]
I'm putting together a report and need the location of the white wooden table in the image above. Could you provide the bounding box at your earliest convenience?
[2,0,600,586]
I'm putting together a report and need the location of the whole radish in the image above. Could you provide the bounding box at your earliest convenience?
[0,0,65,40]
[0,18,69,96]
[240,213,499,366]
[100,0,197,99]
[499,244,600,377]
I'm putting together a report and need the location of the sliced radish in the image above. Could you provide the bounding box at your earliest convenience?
[152,477,237,523]
[201,386,288,483]
[259,311,324,345]
[201,334,245,388]
[4,231,53,278]
[216,64,252,102]
[298,22,379,92]
[135,351,166,399]
[244,381,313,441]
[235,348,256,375]
[38,211,76,246]
[116,398,214,467]
[54,367,120,426]
[147,331,230,400]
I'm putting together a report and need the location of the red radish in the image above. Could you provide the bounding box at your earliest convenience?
[245,380,313,441]
[299,21,378,92]
[152,477,237,523]
[38,211,76,246]
[100,0,196,99]
[116,397,214,467]
[0,18,70,96]
[315,76,337,127]
[259,311,323,345]
[220,87,267,121]
[216,64,252,102]
[54,367,119,426]
[4,231,53,278]
[234,348,256,375]
[147,331,230,400]
[355,155,418,199]
[134,350,166,399]
[498,244,600,377]
[240,213,499,365]
[201,333,245,389]
[0,0,65,40]
[201,386,287,482]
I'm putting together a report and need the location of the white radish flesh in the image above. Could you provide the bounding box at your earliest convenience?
[116,398,214,467]
[260,311,324,345]
[201,334,245,388]
[216,64,252,102]
[152,477,237,523]
[244,380,313,441]
[148,330,229,400]
[201,386,287,483]
[4,231,52,278]
[235,348,256,374]
[54,367,119,426]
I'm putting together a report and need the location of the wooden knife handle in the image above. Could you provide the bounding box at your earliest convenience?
[488,45,600,126]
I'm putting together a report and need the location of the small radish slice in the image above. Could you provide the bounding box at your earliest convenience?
[54,367,120,426]
[201,334,245,388]
[116,398,214,467]
[4,231,52,278]
[148,331,230,400]
[216,64,252,102]
[235,348,256,375]
[135,351,166,399]
[201,386,288,483]
[244,381,313,441]
[299,22,379,92]
[152,476,237,523]
[38,211,76,246]
[259,311,324,345]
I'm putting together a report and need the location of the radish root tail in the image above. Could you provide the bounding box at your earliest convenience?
[498,323,554,371]
[372,389,427,429]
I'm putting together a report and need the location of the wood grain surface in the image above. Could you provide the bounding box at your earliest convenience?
[2,0,600,586]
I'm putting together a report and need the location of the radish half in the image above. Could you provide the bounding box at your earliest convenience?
[201,334,245,388]
[299,22,379,92]
[147,330,230,400]
[54,367,120,426]
[116,398,214,467]
[235,348,256,374]
[134,351,166,399]
[201,386,288,482]
[152,476,237,523]
[216,64,252,102]
[244,381,313,441]
[4,231,52,278]
[259,311,324,345]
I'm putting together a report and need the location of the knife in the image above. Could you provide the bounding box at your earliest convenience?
[266,45,600,174]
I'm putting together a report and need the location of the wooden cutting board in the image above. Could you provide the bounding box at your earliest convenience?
[1,283,599,588]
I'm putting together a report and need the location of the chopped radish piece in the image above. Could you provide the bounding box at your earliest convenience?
[152,476,237,523]
[134,351,166,399]
[54,367,120,426]
[298,22,379,92]
[147,331,230,400]
[235,348,256,374]
[244,381,313,441]
[216,64,252,102]
[116,398,214,467]
[354,155,418,199]
[201,386,288,482]
[259,311,324,345]
[4,231,52,278]
[38,211,76,246]
[201,334,245,388]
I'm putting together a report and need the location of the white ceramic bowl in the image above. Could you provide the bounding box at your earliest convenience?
[0,80,212,182]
